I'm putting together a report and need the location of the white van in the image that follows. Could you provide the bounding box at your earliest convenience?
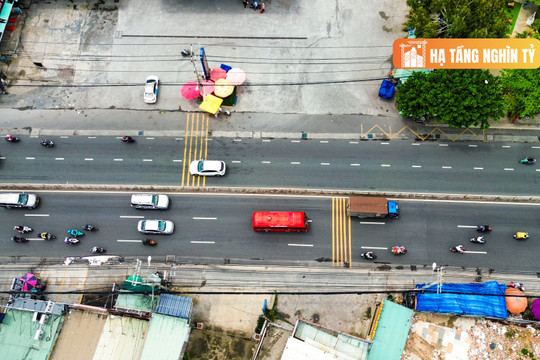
[130,194,169,210]
[0,193,40,209]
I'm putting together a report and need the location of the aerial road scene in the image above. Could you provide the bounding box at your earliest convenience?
[0,0,539,359]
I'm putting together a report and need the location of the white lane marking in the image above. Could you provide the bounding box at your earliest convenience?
[463,251,488,254]
[25,214,49,217]
[262,139,271,142]
[119,215,144,219]
[439,144,449,147]
[291,140,300,143]
[30,135,38,138]
[504,168,514,171]
[381,142,389,145]
[232,160,241,164]
[175,138,183,141]
[502,145,511,148]
[191,241,215,244]
[27,238,45,241]
[288,243,314,247]
[360,222,385,225]
[321,162,330,166]
[350,163,360,166]
[114,158,123,162]
[117,239,142,243]
[537,169,540,172]
[60,136,69,139]
[88,136,96,139]
[26,157,35,160]
[412,165,421,168]
[146,137,154,140]
[411,143,420,146]
[262,161,271,164]
[55,157,64,161]
[233,139,242,142]
[349,141,358,144]
[320,140,328,143]
[468,144,477,148]
[173,160,182,162]
[442,166,452,169]
[193,217,217,220]
[291,161,301,165]
[381,164,391,167]
[85,158,93,161]
[0,157,4,160]
[361,246,388,250]
[208,139,213,141]
[143,159,153,162]
[457,225,477,228]
[474,167,483,170]
[532,146,540,149]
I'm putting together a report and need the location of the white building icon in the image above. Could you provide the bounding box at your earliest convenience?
[402,46,425,68]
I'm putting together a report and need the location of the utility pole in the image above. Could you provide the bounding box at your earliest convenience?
[189,44,203,97]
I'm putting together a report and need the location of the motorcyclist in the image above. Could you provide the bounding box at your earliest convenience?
[392,246,406,254]
[121,136,134,142]
[452,245,466,253]
[39,232,54,240]
[12,236,28,243]
[477,225,492,232]
[67,229,84,237]
[84,224,96,231]
[508,282,525,291]
[90,246,105,253]
[364,251,375,259]
[14,225,32,233]
[64,237,79,244]
[143,239,157,246]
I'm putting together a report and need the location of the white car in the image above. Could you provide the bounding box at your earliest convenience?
[189,160,226,177]
[143,75,159,104]
[137,219,174,234]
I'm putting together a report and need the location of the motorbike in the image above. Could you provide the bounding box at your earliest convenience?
[181,49,191,57]
[391,246,406,255]
[64,237,80,245]
[361,252,376,260]
[90,246,106,254]
[143,238,157,246]
[39,232,56,240]
[476,225,492,233]
[121,136,135,143]
[519,157,536,165]
[14,225,33,234]
[41,138,54,147]
[450,245,466,253]
[83,224,98,231]
[470,236,485,244]
[508,282,525,291]
[5,135,19,143]
[514,232,529,240]
[12,236,28,243]
[67,229,84,237]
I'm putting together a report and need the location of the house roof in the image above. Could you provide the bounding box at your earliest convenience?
[139,314,190,360]
[155,294,193,319]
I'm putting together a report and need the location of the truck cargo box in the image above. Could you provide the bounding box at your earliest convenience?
[347,197,398,218]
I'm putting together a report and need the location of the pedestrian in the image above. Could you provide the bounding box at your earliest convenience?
[251,1,258,9]
[260,3,265,13]
[0,78,7,95]
[243,0,248,8]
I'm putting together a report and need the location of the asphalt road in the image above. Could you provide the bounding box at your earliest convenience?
[0,192,538,273]
[0,136,538,195]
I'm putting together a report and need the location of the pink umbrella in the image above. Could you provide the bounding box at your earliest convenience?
[226,68,246,86]
[210,68,227,81]
[532,299,540,320]
[200,80,215,96]
[181,81,201,100]
[20,273,38,291]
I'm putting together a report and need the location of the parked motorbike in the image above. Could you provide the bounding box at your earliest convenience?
[90,246,106,254]
[391,246,406,255]
[64,237,80,245]
[12,236,28,243]
[39,232,56,240]
[450,245,466,253]
[519,157,536,165]
[83,224,98,231]
[5,135,19,143]
[476,225,492,233]
[67,229,84,237]
[181,49,191,57]
[469,236,485,244]
[143,239,157,247]
[121,136,135,143]
[41,138,54,147]
[508,282,525,291]
[14,225,33,234]
[361,252,376,260]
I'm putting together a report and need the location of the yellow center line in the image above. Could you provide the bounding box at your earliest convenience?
[332,198,336,266]
[181,113,191,186]
[194,113,201,187]
[348,212,352,267]
[187,113,196,186]
[203,114,209,187]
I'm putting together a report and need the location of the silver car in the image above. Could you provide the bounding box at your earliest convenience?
[189,160,226,177]
[137,219,174,234]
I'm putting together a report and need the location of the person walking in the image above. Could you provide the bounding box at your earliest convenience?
[243,0,248,8]
[0,78,8,95]
[260,3,265,13]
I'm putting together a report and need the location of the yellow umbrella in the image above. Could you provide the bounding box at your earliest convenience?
[214,79,235,98]
[199,94,223,115]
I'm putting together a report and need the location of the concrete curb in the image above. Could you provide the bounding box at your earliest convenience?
[0,183,538,203]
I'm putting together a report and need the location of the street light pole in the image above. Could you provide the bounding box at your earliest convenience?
[188,44,203,98]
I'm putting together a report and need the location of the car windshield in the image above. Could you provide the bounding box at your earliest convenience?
[198,161,204,172]
[18,194,28,205]
[158,221,166,231]
[151,195,158,205]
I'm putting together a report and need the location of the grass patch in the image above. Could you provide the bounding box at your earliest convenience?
[507,3,522,35]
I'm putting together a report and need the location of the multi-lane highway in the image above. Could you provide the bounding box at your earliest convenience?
[1,192,538,272]
[0,135,538,194]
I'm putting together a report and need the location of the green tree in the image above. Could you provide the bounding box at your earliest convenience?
[407,0,508,39]
[396,69,504,130]
[500,69,540,119]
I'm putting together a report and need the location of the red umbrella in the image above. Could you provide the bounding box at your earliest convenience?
[20,273,38,291]
[181,82,201,100]
[210,68,227,81]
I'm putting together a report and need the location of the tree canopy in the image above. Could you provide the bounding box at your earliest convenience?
[500,69,540,119]
[396,69,504,130]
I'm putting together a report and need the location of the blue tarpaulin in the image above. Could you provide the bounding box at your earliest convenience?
[415,281,508,319]
[378,79,395,99]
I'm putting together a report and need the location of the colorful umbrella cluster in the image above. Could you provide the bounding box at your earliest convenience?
[20,273,38,291]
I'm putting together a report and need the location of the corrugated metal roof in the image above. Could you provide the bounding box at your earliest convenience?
[155,294,193,319]
[140,314,190,360]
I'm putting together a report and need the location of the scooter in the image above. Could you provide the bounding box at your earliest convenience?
[469,236,485,244]
[67,229,84,237]
[14,225,33,234]
[5,135,19,143]
[64,237,80,245]
[39,232,56,240]
[83,224,98,231]
[450,245,466,253]
[476,225,492,233]
[391,246,407,255]
[361,252,377,260]
[12,236,28,243]
[143,239,157,247]
[41,138,54,147]
[121,136,135,143]
[181,49,191,57]
[519,157,536,165]
[90,246,106,254]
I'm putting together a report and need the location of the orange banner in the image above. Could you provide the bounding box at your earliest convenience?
[393,39,540,69]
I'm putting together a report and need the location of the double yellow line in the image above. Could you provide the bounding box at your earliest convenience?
[181,113,210,187]
[331,197,352,267]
